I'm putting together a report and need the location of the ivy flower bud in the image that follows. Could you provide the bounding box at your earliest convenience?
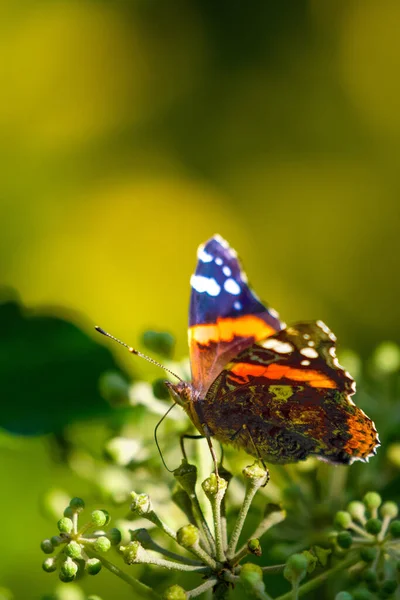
[50,535,63,547]
[42,557,57,573]
[69,497,85,513]
[243,463,269,485]
[248,538,262,556]
[58,517,73,534]
[363,492,382,511]
[389,520,400,537]
[40,539,54,554]
[365,518,382,535]
[120,541,141,565]
[91,510,109,528]
[173,461,198,495]
[202,473,227,499]
[360,547,377,563]
[107,527,122,546]
[86,558,102,575]
[337,532,353,549]
[60,557,78,579]
[130,493,152,516]
[347,501,366,523]
[65,541,82,559]
[162,585,187,600]
[240,563,265,594]
[380,501,398,519]
[176,524,199,548]
[381,579,397,595]
[334,511,352,530]
[93,536,111,553]
[283,553,308,583]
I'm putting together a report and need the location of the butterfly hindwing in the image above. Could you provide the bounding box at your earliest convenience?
[201,321,379,465]
[189,235,283,394]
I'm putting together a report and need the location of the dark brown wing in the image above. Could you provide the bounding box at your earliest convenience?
[200,321,379,465]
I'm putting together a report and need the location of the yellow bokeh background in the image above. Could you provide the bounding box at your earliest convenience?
[1,0,399,597]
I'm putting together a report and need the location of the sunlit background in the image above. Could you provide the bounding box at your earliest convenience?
[1,1,400,598]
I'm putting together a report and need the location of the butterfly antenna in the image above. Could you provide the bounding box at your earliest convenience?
[154,402,178,473]
[95,326,183,382]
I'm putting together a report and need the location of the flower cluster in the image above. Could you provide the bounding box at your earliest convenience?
[40,497,121,583]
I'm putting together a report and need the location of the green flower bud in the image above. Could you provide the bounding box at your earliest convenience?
[65,541,82,559]
[130,493,152,515]
[173,461,198,495]
[162,585,186,600]
[337,532,353,549]
[86,558,102,575]
[93,536,111,553]
[363,569,378,584]
[91,510,108,528]
[360,547,378,563]
[50,535,63,547]
[63,507,74,519]
[248,538,262,556]
[58,517,73,534]
[363,492,382,511]
[365,518,382,535]
[202,473,227,498]
[107,527,122,546]
[58,573,75,583]
[42,557,57,573]
[120,541,141,565]
[334,511,352,530]
[69,497,85,513]
[347,501,366,523]
[353,590,373,600]
[380,502,398,519]
[152,378,170,400]
[243,463,269,484]
[142,330,175,359]
[176,525,199,548]
[240,563,265,594]
[390,520,400,537]
[335,593,354,600]
[40,539,54,554]
[381,579,397,595]
[284,553,308,583]
[60,557,78,579]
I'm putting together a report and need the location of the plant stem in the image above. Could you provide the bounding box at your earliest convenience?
[227,476,266,559]
[233,509,286,561]
[275,555,360,600]
[208,489,226,562]
[261,564,286,574]
[89,551,161,599]
[186,578,218,598]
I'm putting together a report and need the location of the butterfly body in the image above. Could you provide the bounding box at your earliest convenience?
[168,235,379,466]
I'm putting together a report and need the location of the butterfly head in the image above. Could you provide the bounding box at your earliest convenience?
[164,380,198,408]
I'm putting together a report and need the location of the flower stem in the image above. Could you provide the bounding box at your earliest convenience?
[275,555,360,600]
[89,551,161,599]
[186,578,218,598]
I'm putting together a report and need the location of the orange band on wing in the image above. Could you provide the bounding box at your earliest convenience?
[231,362,337,389]
[189,315,275,346]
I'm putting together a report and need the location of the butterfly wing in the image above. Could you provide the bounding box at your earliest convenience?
[189,235,283,395]
[201,321,379,464]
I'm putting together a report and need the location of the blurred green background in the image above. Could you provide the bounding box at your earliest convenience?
[1,1,400,598]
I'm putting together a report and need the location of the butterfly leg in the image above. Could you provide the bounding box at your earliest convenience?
[230,424,269,478]
[180,433,205,461]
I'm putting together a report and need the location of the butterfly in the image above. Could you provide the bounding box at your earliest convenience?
[165,234,380,466]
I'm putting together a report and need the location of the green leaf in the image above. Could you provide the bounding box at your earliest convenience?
[0,294,130,435]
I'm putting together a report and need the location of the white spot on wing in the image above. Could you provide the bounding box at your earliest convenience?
[190,275,221,297]
[316,320,337,341]
[262,339,294,354]
[303,334,310,340]
[301,360,310,366]
[234,301,242,310]
[269,307,279,319]
[224,278,241,295]
[300,347,319,359]
[214,234,229,249]
[215,257,223,266]
[307,341,315,347]
[197,246,213,263]
[240,270,248,283]
[223,266,232,276]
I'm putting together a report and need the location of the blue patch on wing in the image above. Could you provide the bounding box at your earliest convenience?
[189,234,283,330]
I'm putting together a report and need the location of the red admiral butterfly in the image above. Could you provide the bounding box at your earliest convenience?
[98,235,379,466]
